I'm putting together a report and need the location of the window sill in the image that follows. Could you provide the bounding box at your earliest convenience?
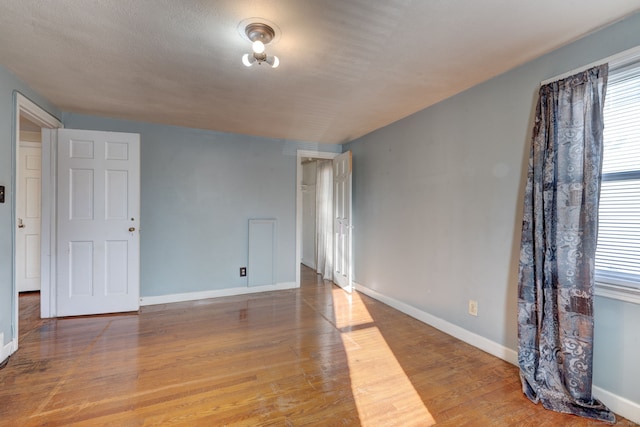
[595,282,640,305]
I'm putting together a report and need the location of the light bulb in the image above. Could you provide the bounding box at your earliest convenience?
[252,40,265,54]
[242,53,253,67]
[265,55,279,68]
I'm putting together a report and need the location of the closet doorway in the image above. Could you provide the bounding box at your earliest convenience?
[295,150,352,293]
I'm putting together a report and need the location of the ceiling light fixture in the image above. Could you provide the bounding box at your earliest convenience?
[241,22,279,68]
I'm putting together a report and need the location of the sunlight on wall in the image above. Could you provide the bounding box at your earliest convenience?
[331,287,436,426]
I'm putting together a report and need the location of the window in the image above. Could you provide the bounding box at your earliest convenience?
[595,57,640,302]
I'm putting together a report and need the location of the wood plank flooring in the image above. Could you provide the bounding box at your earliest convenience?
[1,266,636,426]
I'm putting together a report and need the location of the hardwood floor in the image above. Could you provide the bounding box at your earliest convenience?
[1,266,636,426]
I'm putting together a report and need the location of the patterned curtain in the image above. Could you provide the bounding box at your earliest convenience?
[517,65,615,423]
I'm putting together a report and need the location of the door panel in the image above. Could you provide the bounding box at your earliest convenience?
[70,168,94,219]
[57,129,140,316]
[17,143,42,292]
[333,151,352,293]
[70,241,94,296]
[105,240,129,294]
[106,170,128,219]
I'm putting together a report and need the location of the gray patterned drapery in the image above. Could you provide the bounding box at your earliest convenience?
[517,65,615,423]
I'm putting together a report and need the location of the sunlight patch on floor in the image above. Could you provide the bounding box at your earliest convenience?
[332,287,436,426]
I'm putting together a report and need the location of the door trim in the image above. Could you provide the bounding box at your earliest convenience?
[295,150,338,287]
[40,129,58,319]
[13,93,62,353]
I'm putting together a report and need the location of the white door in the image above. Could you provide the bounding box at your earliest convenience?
[57,129,140,316]
[333,151,352,293]
[16,142,42,292]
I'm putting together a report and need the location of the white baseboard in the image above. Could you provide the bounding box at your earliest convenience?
[0,333,13,365]
[354,282,518,365]
[354,281,640,424]
[139,282,298,306]
[593,386,640,424]
[301,260,316,270]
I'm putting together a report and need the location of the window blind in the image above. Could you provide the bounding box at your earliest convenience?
[595,61,640,289]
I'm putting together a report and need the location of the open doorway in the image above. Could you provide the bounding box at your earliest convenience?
[16,115,42,294]
[300,157,334,280]
[12,93,62,354]
[296,149,352,293]
[300,158,318,271]
[296,150,338,288]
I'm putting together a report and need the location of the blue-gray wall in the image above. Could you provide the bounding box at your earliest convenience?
[62,114,341,297]
[0,66,60,349]
[3,11,640,415]
[345,12,640,407]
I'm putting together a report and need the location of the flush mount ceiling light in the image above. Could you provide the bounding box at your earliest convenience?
[241,21,280,68]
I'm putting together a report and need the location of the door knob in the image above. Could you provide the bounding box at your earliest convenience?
[18,218,25,229]
[128,227,136,232]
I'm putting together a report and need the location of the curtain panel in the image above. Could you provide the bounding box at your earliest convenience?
[517,65,614,423]
[315,160,333,280]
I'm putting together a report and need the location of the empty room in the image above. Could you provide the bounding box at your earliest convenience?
[1,2,639,425]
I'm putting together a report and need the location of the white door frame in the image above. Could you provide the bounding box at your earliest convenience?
[295,149,338,287]
[12,93,62,353]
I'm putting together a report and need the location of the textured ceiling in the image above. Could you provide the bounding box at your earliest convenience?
[1,1,639,144]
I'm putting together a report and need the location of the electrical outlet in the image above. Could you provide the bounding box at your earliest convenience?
[468,300,478,316]
[240,267,247,277]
